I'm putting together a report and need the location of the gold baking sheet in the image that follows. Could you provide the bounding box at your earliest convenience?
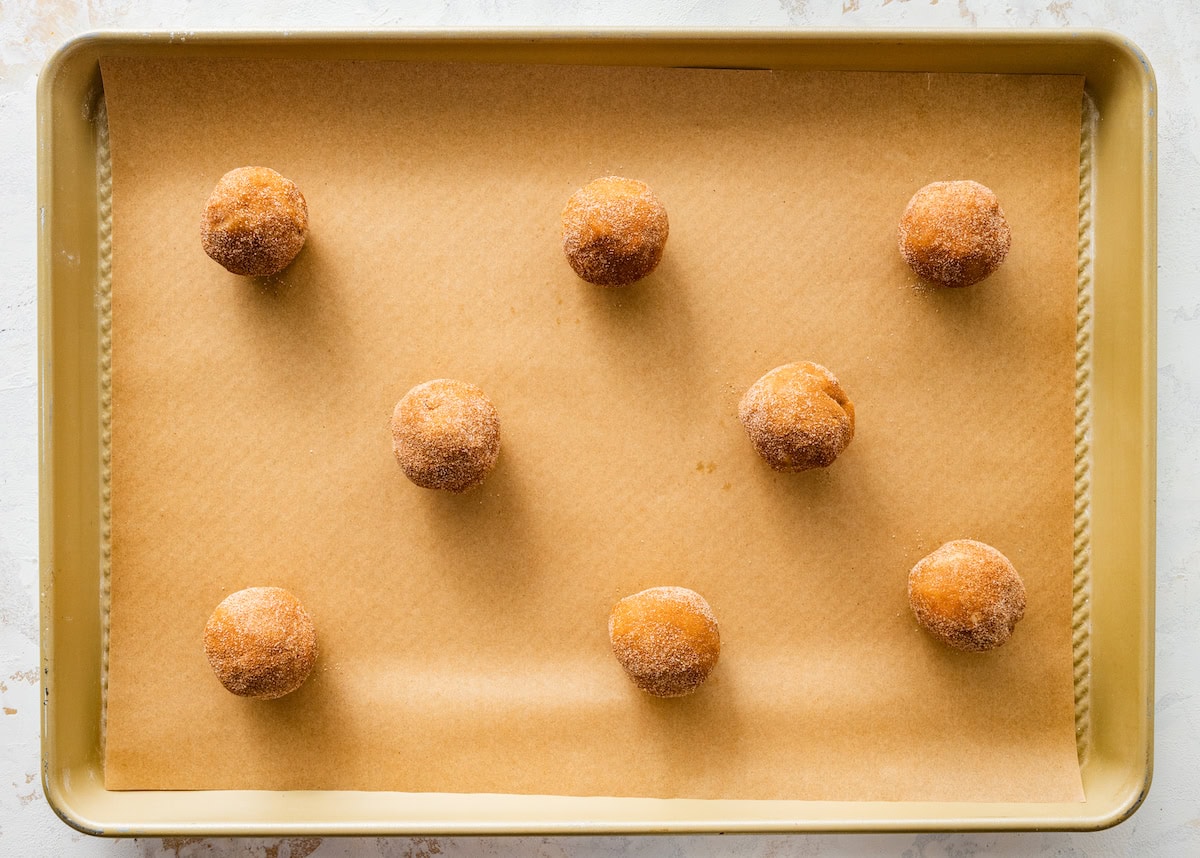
[98,57,1084,803]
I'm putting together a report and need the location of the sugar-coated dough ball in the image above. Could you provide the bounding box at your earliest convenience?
[201,167,308,277]
[391,379,501,493]
[908,539,1027,652]
[898,180,1011,287]
[561,176,669,286]
[608,586,720,698]
[203,587,318,700]
[738,361,855,472]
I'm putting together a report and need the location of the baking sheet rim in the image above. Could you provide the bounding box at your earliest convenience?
[39,30,1152,835]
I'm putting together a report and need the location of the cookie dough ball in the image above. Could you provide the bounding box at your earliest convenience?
[561,176,669,286]
[203,587,318,699]
[201,166,308,277]
[391,379,501,492]
[898,180,1011,287]
[908,540,1027,652]
[608,586,720,698]
[738,361,855,472]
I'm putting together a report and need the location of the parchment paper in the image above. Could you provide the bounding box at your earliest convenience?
[100,58,1085,802]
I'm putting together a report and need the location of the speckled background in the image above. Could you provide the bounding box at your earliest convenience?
[2,1,1196,856]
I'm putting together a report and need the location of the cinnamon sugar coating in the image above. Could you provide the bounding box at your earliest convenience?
[203,587,318,700]
[561,176,669,286]
[898,180,1011,287]
[201,167,308,277]
[391,379,500,493]
[908,540,1027,652]
[608,586,720,698]
[738,361,855,472]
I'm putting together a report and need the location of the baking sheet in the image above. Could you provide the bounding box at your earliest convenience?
[99,58,1085,802]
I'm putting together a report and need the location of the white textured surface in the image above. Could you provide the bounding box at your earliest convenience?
[2,0,1196,855]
